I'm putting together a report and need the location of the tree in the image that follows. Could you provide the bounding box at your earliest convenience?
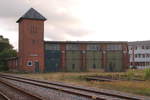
[0,35,17,71]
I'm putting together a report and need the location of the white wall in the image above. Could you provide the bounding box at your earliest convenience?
[129,45,150,69]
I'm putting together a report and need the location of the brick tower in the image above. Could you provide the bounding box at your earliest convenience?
[17,8,46,72]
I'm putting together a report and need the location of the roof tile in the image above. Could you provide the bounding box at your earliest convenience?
[17,8,46,23]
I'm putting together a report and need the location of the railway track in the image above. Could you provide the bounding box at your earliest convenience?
[0,91,10,100]
[86,76,114,82]
[0,77,44,100]
[0,73,149,100]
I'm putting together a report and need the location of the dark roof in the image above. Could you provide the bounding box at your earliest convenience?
[17,8,47,23]
[44,41,128,44]
[128,40,150,46]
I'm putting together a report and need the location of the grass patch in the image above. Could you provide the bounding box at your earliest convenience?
[17,70,150,97]
[144,68,150,80]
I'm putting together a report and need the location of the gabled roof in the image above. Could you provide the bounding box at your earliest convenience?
[16,8,47,23]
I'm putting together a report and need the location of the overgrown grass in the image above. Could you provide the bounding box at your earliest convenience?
[144,68,150,80]
[16,70,150,97]
[125,70,135,80]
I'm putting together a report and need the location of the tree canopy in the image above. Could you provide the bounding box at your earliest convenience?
[0,35,17,71]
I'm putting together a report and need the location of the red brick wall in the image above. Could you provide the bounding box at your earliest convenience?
[18,19,45,72]
[45,42,129,72]
[102,44,107,70]
[80,44,86,71]
[103,43,129,71]
[122,43,129,71]
[60,43,66,71]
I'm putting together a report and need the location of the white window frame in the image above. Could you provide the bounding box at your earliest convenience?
[27,61,32,66]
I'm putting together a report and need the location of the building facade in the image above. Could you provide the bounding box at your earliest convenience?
[45,41,128,72]
[7,8,129,72]
[129,41,150,69]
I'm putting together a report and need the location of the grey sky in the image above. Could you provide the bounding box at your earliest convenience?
[1,0,150,49]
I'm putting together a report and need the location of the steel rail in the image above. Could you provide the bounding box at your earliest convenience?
[0,74,149,100]
[0,91,10,100]
[0,78,44,100]
[0,76,118,100]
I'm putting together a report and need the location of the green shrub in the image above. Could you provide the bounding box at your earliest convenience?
[126,70,134,80]
[144,68,150,80]
[0,61,8,71]
[0,35,17,71]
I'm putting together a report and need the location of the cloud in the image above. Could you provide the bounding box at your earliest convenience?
[0,0,29,18]
[0,0,89,49]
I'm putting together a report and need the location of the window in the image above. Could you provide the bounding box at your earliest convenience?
[45,44,60,50]
[142,54,145,58]
[146,54,149,58]
[30,24,38,34]
[107,44,122,51]
[72,64,75,70]
[87,44,100,51]
[146,46,149,49]
[138,54,141,58]
[135,54,137,58]
[128,46,132,50]
[93,64,96,69]
[135,46,137,50]
[27,61,32,66]
[66,44,80,50]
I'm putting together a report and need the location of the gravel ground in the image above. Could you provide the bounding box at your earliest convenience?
[1,76,125,100]
[0,96,7,100]
[0,91,10,100]
[1,74,149,100]
[0,80,39,100]
[1,77,94,100]
[0,94,7,100]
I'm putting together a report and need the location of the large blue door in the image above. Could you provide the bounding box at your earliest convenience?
[45,50,61,72]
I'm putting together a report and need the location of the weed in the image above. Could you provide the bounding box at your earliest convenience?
[126,70,134,80]
[144,68,150,80]
[17,70,150,96]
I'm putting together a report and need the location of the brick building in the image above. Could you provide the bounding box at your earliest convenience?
[7,8,129,72]
[45,41,128,72]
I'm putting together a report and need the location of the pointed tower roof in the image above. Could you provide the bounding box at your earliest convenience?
[16,8,47,23]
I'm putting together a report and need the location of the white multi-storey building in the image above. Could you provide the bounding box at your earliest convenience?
[128,41,150,69]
